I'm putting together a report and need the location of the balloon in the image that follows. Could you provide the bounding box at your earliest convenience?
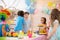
[48,10,51,15]
[25,0,31,6]
[0,20,2,22]
[52,3,56,8]
[48,2,56,8]
[56,4,60,8]
[31,0,35,3]
[34,9,39,14]
[0,12,7,20]
[48,2,53,7]
[27,7,35,14]
[43,7,50,14]
[1,9,11,16]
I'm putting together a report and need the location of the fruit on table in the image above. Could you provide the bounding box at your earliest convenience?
[13,32,18,37]
[8,32,11,36]
[7,32,18,37]
[11,32,15,36]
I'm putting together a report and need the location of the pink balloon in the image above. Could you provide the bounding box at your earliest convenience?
[57,4,60,8]
[34,9,39,14]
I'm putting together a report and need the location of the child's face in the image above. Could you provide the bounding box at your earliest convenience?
[41,18,44,24]
[24,14,29,19]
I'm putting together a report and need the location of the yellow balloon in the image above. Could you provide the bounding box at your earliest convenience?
[48,2,56,9]
[52,3,56,8]
[48,2,53,7]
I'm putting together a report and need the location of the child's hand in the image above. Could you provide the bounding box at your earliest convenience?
[47,34,51,40]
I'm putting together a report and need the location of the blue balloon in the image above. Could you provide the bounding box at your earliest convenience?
[48,10,51,15]
[43,7,50,15]
[27,7,35,14]
[25,0,31,6]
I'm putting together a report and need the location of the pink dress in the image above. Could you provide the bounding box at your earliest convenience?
[33,28,48,40]
[33,35,47,40]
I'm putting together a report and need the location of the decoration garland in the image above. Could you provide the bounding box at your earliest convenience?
[0,9,11,21]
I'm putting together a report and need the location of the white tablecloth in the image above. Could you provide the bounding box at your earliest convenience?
[6,34,39,40]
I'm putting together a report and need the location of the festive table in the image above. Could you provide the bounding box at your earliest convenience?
[0,34,39,40]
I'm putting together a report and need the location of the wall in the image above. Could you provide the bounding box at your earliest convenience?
[32,0,60,32]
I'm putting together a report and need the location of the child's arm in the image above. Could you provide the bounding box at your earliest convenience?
[47,20,59,39]
[2,25,6,36]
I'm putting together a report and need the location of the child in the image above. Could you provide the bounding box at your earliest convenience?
[38,17,47,35]
[33,17,47,40]
[23,12,31,33]
[14,11,24,32]
[47,9,60,40]
[0,15,10,37]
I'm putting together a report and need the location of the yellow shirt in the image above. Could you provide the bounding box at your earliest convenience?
[38,24,47,34]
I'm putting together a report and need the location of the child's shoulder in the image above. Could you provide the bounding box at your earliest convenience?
[38,24,46,27]
[18,16,24,19]
[54,20,59,24]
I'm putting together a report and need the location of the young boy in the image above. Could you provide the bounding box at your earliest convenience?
[23,12,31,33]
[14,11,24,32]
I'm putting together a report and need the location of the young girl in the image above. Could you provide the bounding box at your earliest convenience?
[48,9,60,40]
[38,17,47,35]
[33,17,47,40]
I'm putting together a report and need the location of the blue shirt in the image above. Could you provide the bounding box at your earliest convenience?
[0,24,10,37]
[14,16,24,31]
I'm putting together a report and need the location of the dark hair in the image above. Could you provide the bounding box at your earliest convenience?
[50,8,60,23]
[42,17,46,24]
[1,15,5,21]
[17,11,24,17]
[24,12,29,15]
